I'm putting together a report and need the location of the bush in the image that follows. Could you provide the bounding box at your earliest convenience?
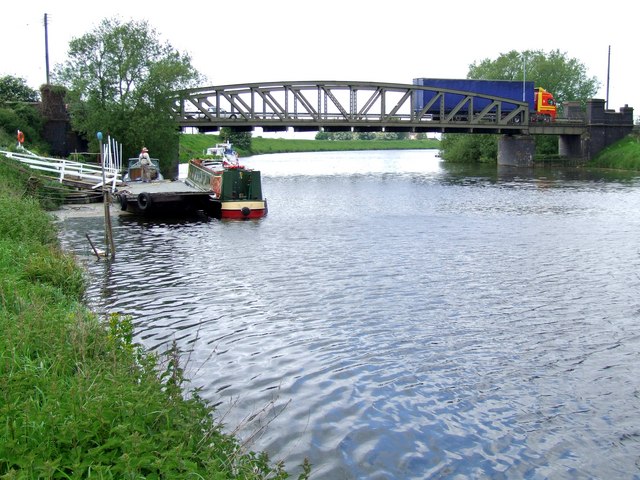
[0,155,66,211]
[441,134,498,163]
[535,134,559,156]
[0,104,46,149]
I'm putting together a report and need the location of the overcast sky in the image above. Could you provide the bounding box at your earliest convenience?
[2,0,637,119]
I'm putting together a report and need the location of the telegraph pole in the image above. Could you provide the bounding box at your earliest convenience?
[605,45,611,110]
[522,55,526,102]
[44,13,50,84]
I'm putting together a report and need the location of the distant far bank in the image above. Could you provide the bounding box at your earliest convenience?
[178,133,440,162]
[178,131,640,171]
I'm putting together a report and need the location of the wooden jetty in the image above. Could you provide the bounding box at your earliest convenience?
[115,180,213,215]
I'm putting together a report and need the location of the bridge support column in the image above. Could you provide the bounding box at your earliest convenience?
[497,135,535,167]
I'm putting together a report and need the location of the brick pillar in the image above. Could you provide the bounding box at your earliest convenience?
[585,99,606,160]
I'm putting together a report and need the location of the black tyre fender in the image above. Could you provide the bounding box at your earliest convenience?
[118,194,128,211]
[137,192,153,211]
[241,206,251,217]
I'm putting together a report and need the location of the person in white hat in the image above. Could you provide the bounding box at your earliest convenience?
[139,147,151,182]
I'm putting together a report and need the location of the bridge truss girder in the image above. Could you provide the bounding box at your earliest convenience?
[171,81,532,134]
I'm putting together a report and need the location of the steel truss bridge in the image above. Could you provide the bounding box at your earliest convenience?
[170,81,585,135]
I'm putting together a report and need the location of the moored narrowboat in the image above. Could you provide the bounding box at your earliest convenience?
[185,143,267,219]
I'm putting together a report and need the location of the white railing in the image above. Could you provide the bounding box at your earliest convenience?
[0,137,123,192]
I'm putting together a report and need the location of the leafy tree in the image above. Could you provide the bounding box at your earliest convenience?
[313,131,412,141]
[441,134,497,163]
[0,104,45,149]
[0,76,46,149]
[54,18,202,177]
[0,75,39,102]
[468,49,599,109]
[442,49,599,163]
[219,128,252,151]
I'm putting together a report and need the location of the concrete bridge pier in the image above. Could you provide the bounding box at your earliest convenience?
[497,135,536,167]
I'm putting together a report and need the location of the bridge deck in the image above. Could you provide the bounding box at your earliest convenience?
[171,81,590,135]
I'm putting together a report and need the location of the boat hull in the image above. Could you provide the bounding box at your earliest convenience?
[220,200,267,219]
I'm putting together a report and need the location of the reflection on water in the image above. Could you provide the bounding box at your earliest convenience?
[57,150,640,479]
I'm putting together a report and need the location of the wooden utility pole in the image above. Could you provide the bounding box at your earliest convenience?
[606,45,611,110]
[44,13,50,85]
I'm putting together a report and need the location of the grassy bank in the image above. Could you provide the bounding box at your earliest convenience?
[587,130,640,170]
[0,154,308,478]
[179,133,440,162]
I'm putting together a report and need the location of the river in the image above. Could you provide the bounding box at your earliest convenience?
[56,149,640,479]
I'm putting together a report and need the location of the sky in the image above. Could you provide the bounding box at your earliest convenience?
[2,0,637,125]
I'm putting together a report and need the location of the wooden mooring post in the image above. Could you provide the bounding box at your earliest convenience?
[97,131,115,259]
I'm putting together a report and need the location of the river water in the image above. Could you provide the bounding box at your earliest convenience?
[56,150,640,479]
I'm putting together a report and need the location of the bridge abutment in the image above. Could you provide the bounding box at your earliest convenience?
[583,99,635,160]
[498,100,635,166]
[497,135,536,167]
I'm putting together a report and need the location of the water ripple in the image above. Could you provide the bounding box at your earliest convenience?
[57,151,640,479]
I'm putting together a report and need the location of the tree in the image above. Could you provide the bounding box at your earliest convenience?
[0,75,44,149]
[442,49,599,163]
[441,134,497,164]
[0,75,39,103]
[54,18,202,177]
[0,104,45,149]
[468,49,599,109]
[312,131,411,141]
[219,128,252,151]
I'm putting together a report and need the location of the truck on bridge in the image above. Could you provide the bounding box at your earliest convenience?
[412,78,557,123]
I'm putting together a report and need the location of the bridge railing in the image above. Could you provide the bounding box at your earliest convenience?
[170,81,532,132]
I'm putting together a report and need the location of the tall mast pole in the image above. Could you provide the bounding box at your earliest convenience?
[522,53,526,102]
[605,46,611,110]
[44,13,50,84]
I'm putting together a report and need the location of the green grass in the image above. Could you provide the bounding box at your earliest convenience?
[0,154,310,479]
[588,132,640,170]
[179,133,440,162]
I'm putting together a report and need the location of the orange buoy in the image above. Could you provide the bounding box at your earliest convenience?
[16,130,24,144]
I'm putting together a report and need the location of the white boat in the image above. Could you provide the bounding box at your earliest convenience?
[123,157,164,182]
[204,142,240,166]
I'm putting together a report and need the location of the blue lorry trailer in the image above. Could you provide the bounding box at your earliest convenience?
[412,78,535,115]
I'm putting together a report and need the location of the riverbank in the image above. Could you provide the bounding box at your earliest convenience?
[178,133,441,162]
[586,131,640,170]
[0,154,309,478]
[178,131,640,171]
